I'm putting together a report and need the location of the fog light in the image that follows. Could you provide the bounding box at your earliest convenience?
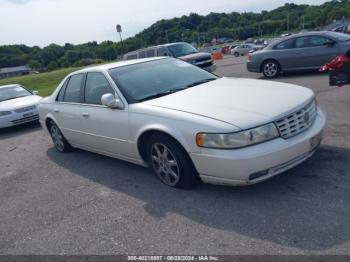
[249,170,269,181]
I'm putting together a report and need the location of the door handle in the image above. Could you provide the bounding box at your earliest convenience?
[82,113,90,118]
[54,109,60,113]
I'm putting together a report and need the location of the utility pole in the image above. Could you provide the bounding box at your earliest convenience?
[287,14,290,32]
[301,16,305,30]
[165,30,169,43]
[116,24,124,55]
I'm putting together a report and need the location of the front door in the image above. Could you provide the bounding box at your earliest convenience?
[78,72,134,159]
[293,35,340,69]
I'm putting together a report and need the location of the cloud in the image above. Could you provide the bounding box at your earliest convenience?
[3,0,32,4]
[0,0,328,46]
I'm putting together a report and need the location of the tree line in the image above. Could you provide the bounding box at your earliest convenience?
[1,0,349,71]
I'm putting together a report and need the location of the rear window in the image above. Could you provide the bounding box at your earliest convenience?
[62,74,84,103]
[274,38,295,49]
[139,51,147,59]
[328,31,350,42]
[146,49,155,57]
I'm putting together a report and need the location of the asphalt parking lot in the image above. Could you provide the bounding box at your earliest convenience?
[1,56,350,255]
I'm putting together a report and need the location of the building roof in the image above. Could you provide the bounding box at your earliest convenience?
[0,65,31,74]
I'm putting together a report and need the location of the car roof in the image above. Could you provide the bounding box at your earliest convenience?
[75,57,167,74]
[124,42,190,55]
[267,31,333,48]
[277,31,331,41]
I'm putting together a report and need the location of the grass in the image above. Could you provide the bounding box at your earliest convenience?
[0,67,83,97]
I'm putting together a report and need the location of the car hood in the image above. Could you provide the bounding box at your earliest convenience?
[179,52,212,62]
[143,77,314,129]
[0,95,42,111]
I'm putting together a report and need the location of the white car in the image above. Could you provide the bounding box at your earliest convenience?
[39,57,326,189]
[0,84,41,128]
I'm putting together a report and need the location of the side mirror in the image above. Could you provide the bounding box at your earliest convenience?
[32,90,39,95]
[101,93,124,109]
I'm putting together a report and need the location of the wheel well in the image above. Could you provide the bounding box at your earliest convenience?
[137,130,188,163]
[45,117,54,130]
[260,59,281,72]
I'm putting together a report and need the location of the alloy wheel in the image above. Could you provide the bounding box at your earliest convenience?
[150,143,180,186]
[50,124,65,152]
[263,62,278,77]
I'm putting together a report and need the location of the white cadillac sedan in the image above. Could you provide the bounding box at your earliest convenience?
[39,57,326,189]
[0,84,41,128]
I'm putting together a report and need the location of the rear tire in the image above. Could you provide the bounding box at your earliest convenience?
[147,134,200,189]
[262,60,280,78]
[48,120,73,153]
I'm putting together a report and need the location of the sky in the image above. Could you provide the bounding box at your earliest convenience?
[0,0,328,47]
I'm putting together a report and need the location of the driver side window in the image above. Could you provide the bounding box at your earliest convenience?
[84,72,115,105]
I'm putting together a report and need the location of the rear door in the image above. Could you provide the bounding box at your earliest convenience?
[54,73,84,145]
[79,72,134,158]
[271,38,296,70]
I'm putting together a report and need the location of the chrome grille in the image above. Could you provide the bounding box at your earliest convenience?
[15,105,36,113]
[275,100,317,139]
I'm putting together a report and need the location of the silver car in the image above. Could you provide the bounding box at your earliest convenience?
[247,31,350,78]
[231,44,264,57]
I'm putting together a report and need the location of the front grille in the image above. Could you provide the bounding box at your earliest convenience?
[12,114,39,125]
[196,56,212,63]
[275,99,317,139]
[14,106,36,113]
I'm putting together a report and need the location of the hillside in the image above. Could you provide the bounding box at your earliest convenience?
[1,0,349,72]
[0,67,81,96]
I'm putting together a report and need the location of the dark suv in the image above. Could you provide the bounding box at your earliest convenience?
[124,42,216,72]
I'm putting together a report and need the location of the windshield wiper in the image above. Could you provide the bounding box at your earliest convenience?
[185,78,217,88]
[138,89,182,102]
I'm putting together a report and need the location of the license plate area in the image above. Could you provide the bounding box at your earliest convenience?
[310,131,323,151]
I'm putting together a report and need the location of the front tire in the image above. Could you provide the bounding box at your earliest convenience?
[262,60,280,78]
[147,134,200,189]
[48,120,73,153]
[233,52,239,57]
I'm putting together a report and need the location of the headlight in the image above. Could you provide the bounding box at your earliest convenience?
[196,123,279,149]
[0,111,12,117]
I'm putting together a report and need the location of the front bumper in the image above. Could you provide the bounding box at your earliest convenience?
[202,63,217,72]
[190,109,326,186]
[0,109,39,128]
[246,60,261,73]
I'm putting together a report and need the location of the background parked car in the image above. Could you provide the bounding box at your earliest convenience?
[124,42,216,72]
[332,25,350,35]
[231,44,264,57]
[247,31,350,78]
[0,84,41,128]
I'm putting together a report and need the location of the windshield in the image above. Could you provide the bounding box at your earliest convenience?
[328,31,350,42]
[0,85,32,102]
[108,58,218,103]
[167,43,198,57]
